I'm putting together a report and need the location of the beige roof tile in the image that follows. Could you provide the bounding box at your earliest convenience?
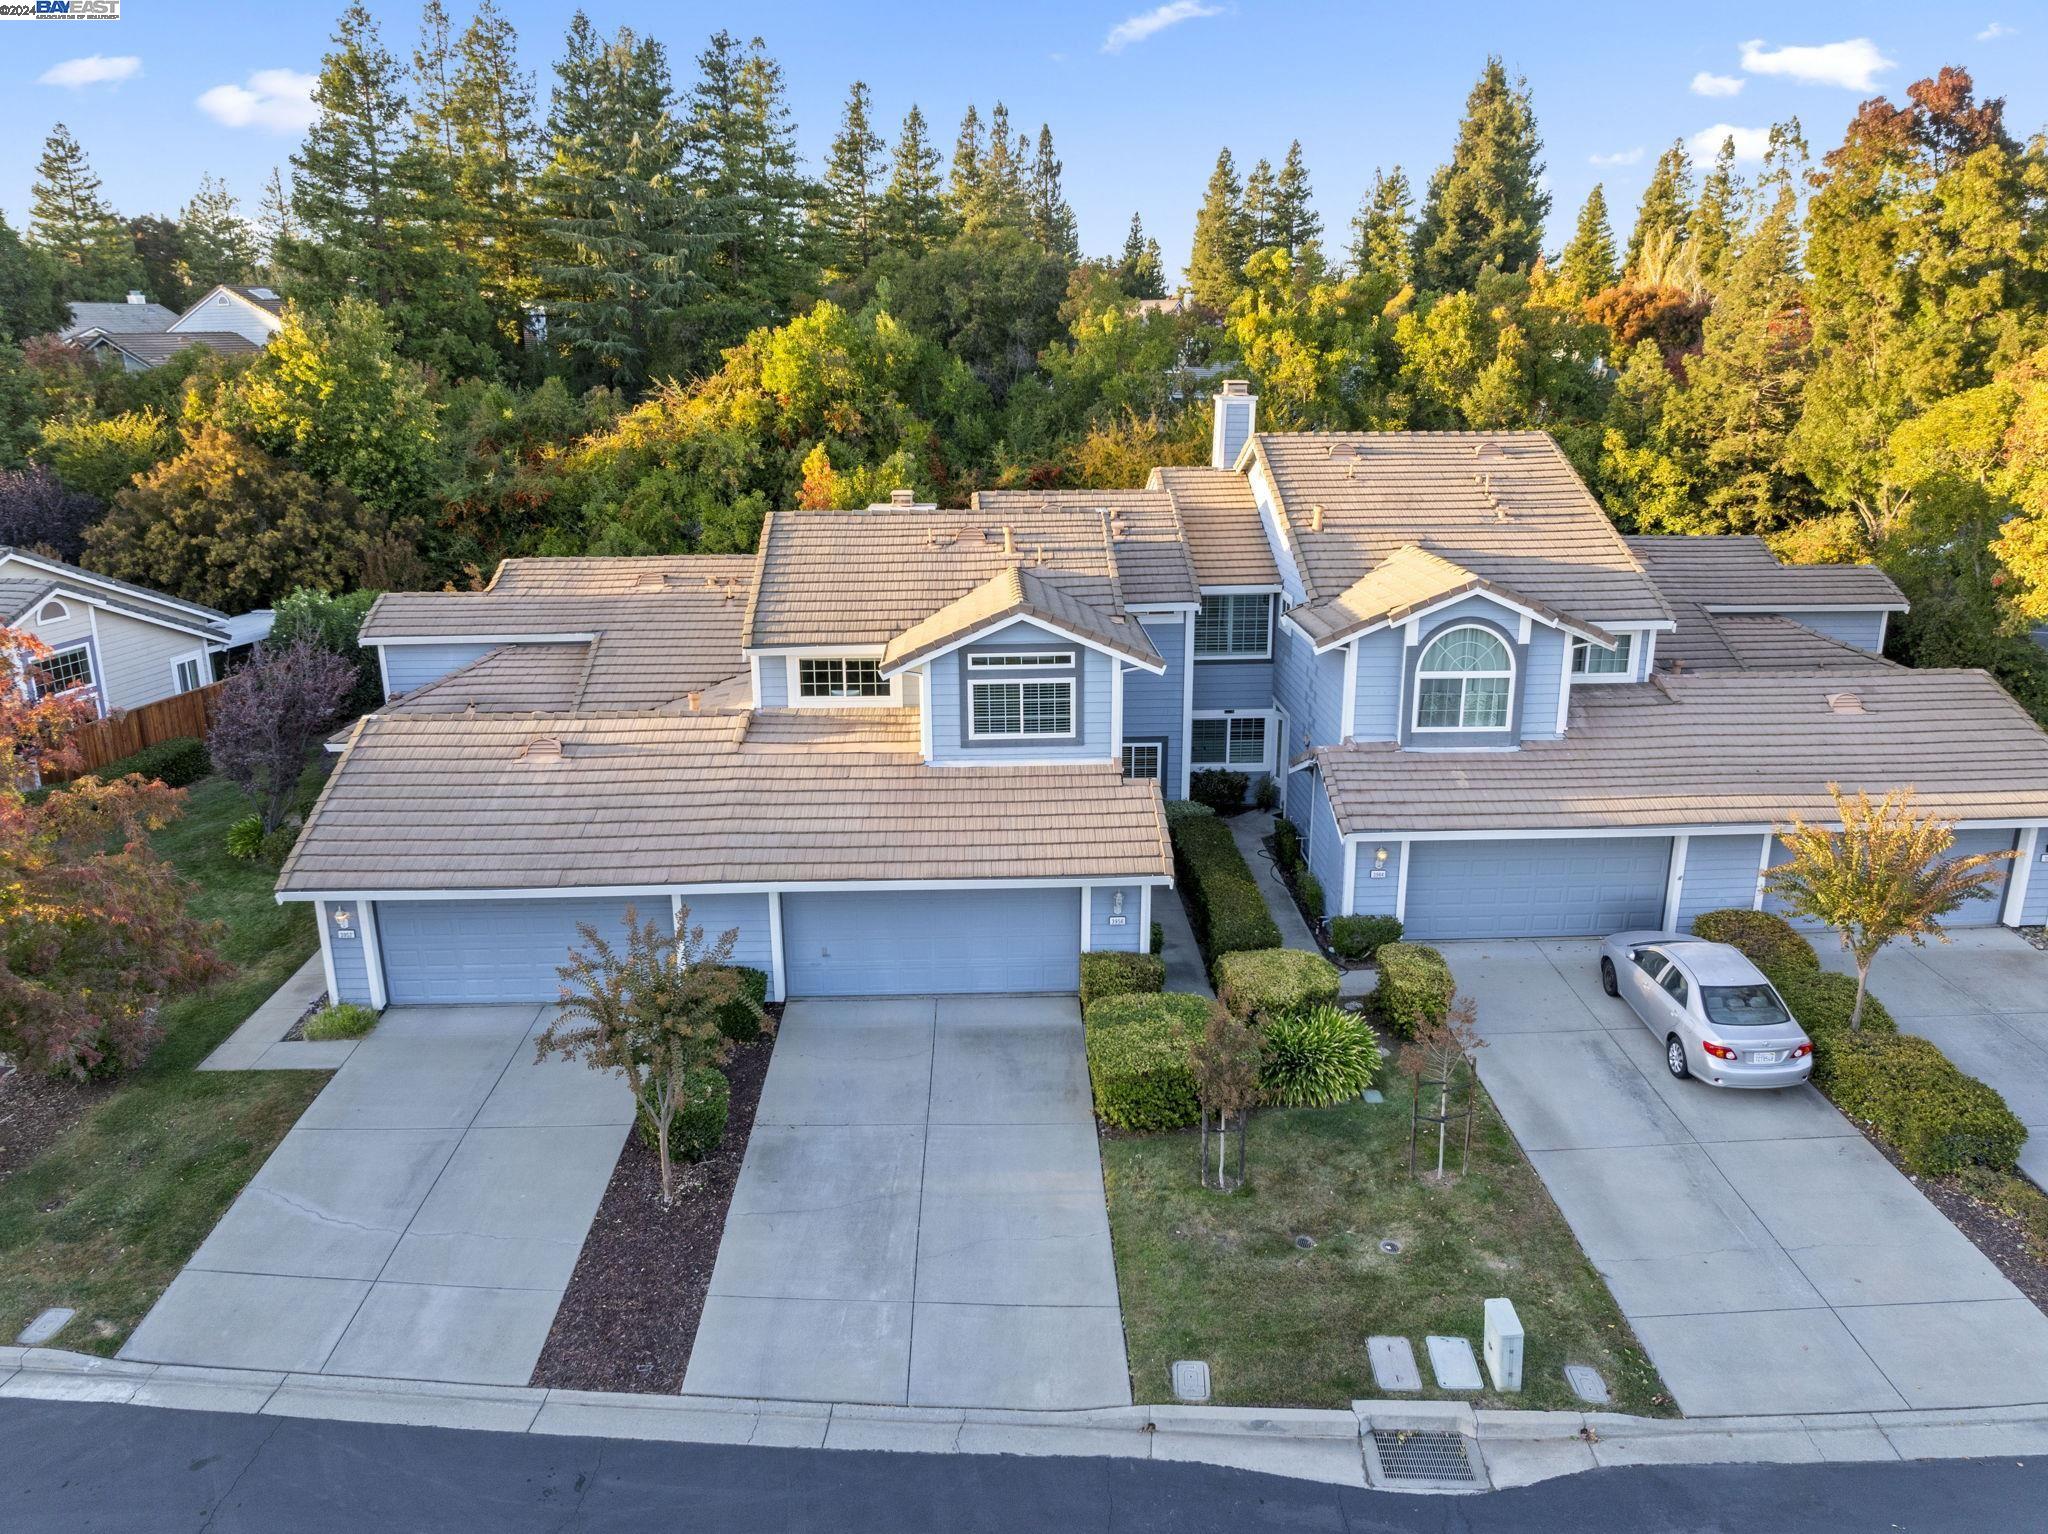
[1627,536,1905,610]
[1287,543,1614,649]
[973,489,1200,606]
[1148,466,1282,588]
[1697,613,1900,674]
[880,565,1162,673]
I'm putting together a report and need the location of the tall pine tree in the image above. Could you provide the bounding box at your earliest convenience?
[1625,140,1693,274]
[27,123,141,301]
[879,104,947,255]
[448,0,542,337]
[1270,140,1321,260]
[1242,157,1276,251]
[1028,125,1079,258]
[1118,213,1166,298]
[1188,147,1249,313]
[1689,135,1741,287]
[1412,58,1549,293]
[1348,166,1413,285]
[819,81,886,279]
[1559,183,1617,299]
[179,174,259,293]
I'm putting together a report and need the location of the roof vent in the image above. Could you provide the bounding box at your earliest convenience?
[249,286,279,300]
[1308,504,1325,533]
[686,691,702,712]
[126,290,147,305]
[1827,692,1869,715]
[518,735,564,763]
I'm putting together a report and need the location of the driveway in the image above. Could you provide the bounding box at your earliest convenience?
[682,996,1131,1410]
[122,1006,631,1386]
[1445,939,2048,1417]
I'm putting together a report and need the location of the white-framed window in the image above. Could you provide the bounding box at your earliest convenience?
[36,599,69,623]
[1192,712,1271,769]
[172,655,207,694]
[1122,741,1163,780]
[1571,633,1634,680]
[797,656,889,698]
[971,677,1074,738]
[1413,625,1513,732]
[39,643,94,694]
[967,650,1074,669]
[1194,594,1272,658]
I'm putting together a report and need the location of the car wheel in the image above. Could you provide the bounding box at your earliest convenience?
[1600,957,1619,998]
[1666,1035,1691,1080]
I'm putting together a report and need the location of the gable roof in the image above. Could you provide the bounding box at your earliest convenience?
[1148,465,1282,588]
[60,300,176,339]
[972,488,1200,607]
[1248,432,1673,626]
[880,565,1163,674]
[76,330,260,368]
[168,284,286,330]
[1285,542,1615,650]
[0,548,231,638]
[1667,612,1901,675]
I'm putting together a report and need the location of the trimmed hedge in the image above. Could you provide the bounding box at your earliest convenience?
[93,735,211,788]
[1163,798,1216,828]
[717,966,771,1042]
[1331,914,1403,963]
[637,1066,731,1161]
[1273,818,1302,868]
[1825,1031,2025,1175]
[1080,951,1166,1009]
[1189,768,1249,813]
[1769,968,1895,1045]
[1372,942,1455,1039]
[1259,1005,1384,1108]
[1171,814,1281,963]
[1215,947,1341,1021]
[1084,992,1207,1131]
[1690,909,1820,976]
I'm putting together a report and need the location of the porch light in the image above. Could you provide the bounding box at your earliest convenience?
[1374,847,1389,868]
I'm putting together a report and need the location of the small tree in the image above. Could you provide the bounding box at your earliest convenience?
[1190,1002,1261,1192]
[1412,994,1484,1181]
[207,637,355,832]
[1768,784,2018,1030]
[534,907,762,1206]
[270,587,384,715]
[2,625,95,788]
[0,464,100,562]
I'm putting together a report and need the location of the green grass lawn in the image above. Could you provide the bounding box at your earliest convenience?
[1101,1067,1672,1415]
[0,775,324,1355]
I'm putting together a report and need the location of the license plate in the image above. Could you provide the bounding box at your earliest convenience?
[1750,1051,1781,1065]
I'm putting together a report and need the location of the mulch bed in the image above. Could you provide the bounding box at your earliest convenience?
[0,1067,114,1184]
[1853,1121,2048,1315]
[528,1032,775,1394]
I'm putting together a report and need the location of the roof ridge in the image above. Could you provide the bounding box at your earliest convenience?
[738,509,775,649]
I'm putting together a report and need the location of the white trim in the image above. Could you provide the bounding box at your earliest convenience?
[787,654,902,708]
[1878,611,1891,650]
[317,902,341,1006]
[1120,740,1164,781]
[918,663,934,761]
[2003,827,2038,927]
[1190,708,1278,772]
[1555,652,1573,733]
[1699,603,1907,616]
[1192,592,1274,661]
[34,598,69,623]
[1570,631,1639,683]
[967,649,1076,669]
[1196,584,1285,596]
[967,676,1077,740]
[745,643,886,658]
[81,608,108,718]
[1339,640,1358,741]
[1335,820,2047,849]
[376,644,392,701]
[767,890,786,1002]
[670,891,684,936]
[1394,839,1411,923]
[1109,664,1125,759]
[371,632,598,647]
[1662,833,1690,931]
[1754,835,1774,911]
[1140,883,1153,943]
[169,649,209,695]
[0,549,225,624]
[280,875,1179,904]
[880,618,1165,679]
[1080,885,1093,953]
[1411,624,1515,734]
[1179,616,1195,798]
[748,652,763,708]
[359,900,389,1011]
[1516,612,1533,644]
[1298,588,1623,656]
[1342,834,1357,916]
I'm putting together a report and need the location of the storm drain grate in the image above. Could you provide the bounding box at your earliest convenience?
[1366,1428,1481,1489]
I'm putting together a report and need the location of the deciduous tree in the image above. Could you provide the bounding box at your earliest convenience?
[207,637,356,833]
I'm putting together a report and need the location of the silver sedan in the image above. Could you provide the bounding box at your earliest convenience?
[1598,932,1814,1088]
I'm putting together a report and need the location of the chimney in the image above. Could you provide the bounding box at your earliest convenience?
[126,290,147,305]
[1211,380,1257,470]
[889,488,915,507]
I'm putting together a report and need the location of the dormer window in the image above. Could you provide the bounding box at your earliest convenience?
[1414,625,1512,732]
[797,657,888,698]
[1572,634,1633,680]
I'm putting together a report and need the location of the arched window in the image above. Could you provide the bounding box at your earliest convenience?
[37,599,69,623]
[1414,625,1513,732]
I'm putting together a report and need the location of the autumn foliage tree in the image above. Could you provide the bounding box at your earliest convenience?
[207,637,357,833]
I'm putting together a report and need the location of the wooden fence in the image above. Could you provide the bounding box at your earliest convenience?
[49,682,226,780]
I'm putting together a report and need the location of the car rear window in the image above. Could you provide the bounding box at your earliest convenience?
[1701,984,1792,1028]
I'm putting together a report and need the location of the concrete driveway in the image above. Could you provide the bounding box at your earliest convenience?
[1445,939,2048,1417]
[682,996,1130,1410]
[122,1006,631,1386]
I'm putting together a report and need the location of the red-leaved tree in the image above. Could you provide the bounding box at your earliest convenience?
[207,637,356,832]
[2,626,94,789]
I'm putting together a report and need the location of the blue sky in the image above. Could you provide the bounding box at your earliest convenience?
[4,2,2043,283]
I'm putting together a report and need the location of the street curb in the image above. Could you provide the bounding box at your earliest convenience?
[8,1351,2048,1490]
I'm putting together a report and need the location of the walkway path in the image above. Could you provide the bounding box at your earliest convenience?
[1227,808,1376,1000]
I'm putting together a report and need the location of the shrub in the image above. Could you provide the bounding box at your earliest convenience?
[1824,1031,2026,1175]
[1690,909,1819,976]
[637,1066,731,1162]
[1272,817,1302,869]
[1163,798,1216,828]
[1373,943,1455,1039]
[1331,914,1403,963]
[1081,950,1166,1008]
[1171,814,1281,961]
[258,825,299,868]
[1084,992,1207,1131]
[304,1003,379,1041]
[1253,775,1278,811]
[1189,768,1249,813]
[1770,967,1896,1045]
[717,966,771,1042]
[1956,1166,2048,1258]
[1259,1005,1384,1108]
[95,735,210,788]
[1215,947,1341,1020]
[1298,870,1324,918]
[1150,921,1163,956]
[224,814,265,861]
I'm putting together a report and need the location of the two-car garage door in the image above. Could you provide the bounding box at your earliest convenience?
[1402,837,1671,941]
[782,889,1081,996]
[377,897,649,1005]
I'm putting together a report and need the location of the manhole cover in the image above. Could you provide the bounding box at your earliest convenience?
[1379,1238,1402,1254]
[1170,1359,1211,1402]
[1294,1234,1316,1250]
[16,1307,74,1347]
[1367,1428,1481,1489]
[1565,1363,1609,1405]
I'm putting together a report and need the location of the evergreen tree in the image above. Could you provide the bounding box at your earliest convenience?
[1347,166,1413,285]
[1188,147,1249,313]
[447,0,541,331]
[129,216,187,313]
[411,0,460,163]
[1559,183,1617,300]
[819,81,885,278]
[1625,140,1693,274]
[27,123,141,301]
[1242,156,1276,250]
[963,102,1029,230]
[1689,135,1740,286]
[1270,140,1321,259]
[1412,58,1549,293]
[1028,125,1079,258]
[255,167,297,287]
[948,104,985,218]
[0,213,67,342]
[1117,213,1166,298]
[878,104,947,255]
[180,173,259,293]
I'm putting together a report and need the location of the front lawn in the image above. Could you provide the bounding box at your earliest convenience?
[1101,1062,1671,1414]
[0,775,324,1355]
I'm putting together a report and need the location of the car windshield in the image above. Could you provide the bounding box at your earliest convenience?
[1701,984,1792,1028]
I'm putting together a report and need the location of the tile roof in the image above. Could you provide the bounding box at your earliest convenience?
[0,577,52,620]
[79,330,261,368]
[279,712,1173,893]
[972,489,1200,606]
[1671,613,1901,675]
[1249,432,1673,625]
[1286,543,1614,650]
[1627,536,1907,611]
[1148,466,1282,588]
[1316,668,2048,833]
[0,547,231,635]
[880,565,1162,673]
[377,643,594,714]
[60,301,177,338]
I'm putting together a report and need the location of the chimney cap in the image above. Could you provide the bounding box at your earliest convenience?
[125,290,147,304]
[1218,379,1252,397]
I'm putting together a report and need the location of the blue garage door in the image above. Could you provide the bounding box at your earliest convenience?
[376,896,663,1004]
[782,889,1081,996]
[1767,829,2017,929]
[1405,837,1672,940]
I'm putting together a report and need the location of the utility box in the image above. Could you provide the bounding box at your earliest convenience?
[1483,1297,1524,1393]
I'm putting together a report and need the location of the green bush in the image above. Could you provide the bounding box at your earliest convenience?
[1081,950,1166,1008]
[1690,909,1819,976]
[1171,814,1281,961]
[1297,870,1324,918]
[1084,993,1207,1131]
[95,735,210,788]
[1956,1166,2048,1257]
[1163,798,1216,828]
[1189,768,1249,813]
[717,966,771,1042]
[1372,942,1455,1039]
[304,1003,379,1041]
[1259,1004,1385,1108]
[637,1066,731,1161]
[1331,914,1403,962]
[1272,818,1302,869]
[258,826,300,868]
[1769,968,1896,1048]
[1150,921,1163,956]
[1253,775,1278,811]
[224,814,265,860]
[1824,1032,2025,1175]
[1215,947,1340,1020]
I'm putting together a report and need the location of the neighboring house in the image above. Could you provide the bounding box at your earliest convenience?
[277,385,2048,1010]
[62,283,285,372]
[1,547,231,716]
[58,292,179,341]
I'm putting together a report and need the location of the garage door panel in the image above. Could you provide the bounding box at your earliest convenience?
[783,889,1080,996]
[1405,837,1671,940]
[377,897,662,1005]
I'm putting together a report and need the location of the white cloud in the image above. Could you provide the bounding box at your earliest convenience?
[1690,71,1744,98]
[1738,37,1894,91]
[196,68,318,133]
[1691,124,1774,163]
[38,55,141,89]
[1588,147,1645,167]
[1977,22,2014,41]
[1102,1,1223,54]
